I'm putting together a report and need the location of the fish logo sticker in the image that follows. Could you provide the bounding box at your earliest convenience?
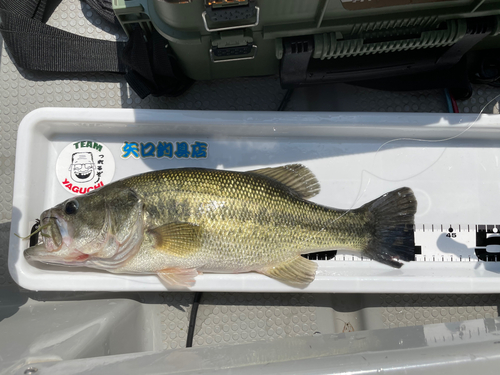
[56,141,115,195]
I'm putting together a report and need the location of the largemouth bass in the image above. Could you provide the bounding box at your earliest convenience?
[24,164,417,287]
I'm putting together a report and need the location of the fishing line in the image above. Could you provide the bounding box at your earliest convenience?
[324,92,500,227]
[357,92,500,207]
[14,220,47,241]
[375,92,500,153]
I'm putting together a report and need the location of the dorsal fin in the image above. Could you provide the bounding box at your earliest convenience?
[249,164,321,199]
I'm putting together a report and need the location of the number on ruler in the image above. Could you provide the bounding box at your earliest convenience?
[446,226,456,238]
[446,233,457,238]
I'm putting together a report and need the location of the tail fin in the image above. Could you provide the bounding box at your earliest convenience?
[361,187,417,268]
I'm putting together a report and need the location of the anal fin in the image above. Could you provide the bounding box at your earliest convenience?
[259,256,318,285]
[157,268,201,287]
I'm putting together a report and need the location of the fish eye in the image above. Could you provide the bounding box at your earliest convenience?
[64,200,79,215]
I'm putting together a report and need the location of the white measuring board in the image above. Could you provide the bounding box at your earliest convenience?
[10,109,500,293]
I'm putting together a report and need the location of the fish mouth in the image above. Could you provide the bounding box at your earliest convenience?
[40,213,71,251]
[24,244,90,267]
[24,212,85,266]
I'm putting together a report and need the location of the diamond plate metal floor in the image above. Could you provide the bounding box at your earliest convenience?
[1,0,500,359]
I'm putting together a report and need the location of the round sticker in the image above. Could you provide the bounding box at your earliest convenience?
[56,140,115,195]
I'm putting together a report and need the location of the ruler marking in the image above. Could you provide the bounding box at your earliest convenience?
[413,222,482,262]
[310,223,500,263]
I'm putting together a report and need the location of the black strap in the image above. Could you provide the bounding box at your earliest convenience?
[121,26,193,98]
[0,10,126,73]
[0,0,192,97]
[1,0,46,21]
[0,0,126,73]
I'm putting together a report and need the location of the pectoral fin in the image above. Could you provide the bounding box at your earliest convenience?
[157,268,201,287]
[259,256,318,285]
[149,222,202,258]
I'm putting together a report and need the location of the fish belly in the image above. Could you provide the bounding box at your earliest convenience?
[117,203,369,274]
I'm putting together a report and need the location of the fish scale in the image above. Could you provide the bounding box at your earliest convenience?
[120,168,370,273]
